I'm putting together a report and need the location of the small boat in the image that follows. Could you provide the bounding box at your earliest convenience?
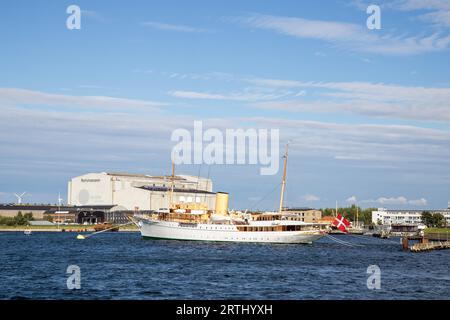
[349,226,366,235]
[24,229,32,235]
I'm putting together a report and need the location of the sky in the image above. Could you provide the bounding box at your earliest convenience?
[0,0,450,210]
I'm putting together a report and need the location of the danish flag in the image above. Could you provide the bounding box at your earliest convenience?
[333,214,350,233]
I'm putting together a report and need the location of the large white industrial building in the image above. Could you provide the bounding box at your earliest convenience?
[68,172,216,211]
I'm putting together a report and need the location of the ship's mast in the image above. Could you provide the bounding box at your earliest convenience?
[169,162,175,208]
[356,203,359,227]
[278,143,289,214]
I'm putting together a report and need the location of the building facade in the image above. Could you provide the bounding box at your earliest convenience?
[371,207,450,226]
[281,208,322,223]
[68,172,216,211]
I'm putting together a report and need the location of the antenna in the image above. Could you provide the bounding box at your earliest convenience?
[14,192,26,205]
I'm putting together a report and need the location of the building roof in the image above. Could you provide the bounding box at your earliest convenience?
[283,207,317,211]
[375,208,450,213]
[138,186,215,194]
[29,220,55,226]
[105,172,185,180]
[0,204,55,210]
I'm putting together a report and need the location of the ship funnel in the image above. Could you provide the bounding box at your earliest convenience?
[215,192,229,215]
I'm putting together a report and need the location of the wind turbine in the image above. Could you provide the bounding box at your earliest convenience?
[14,192,26,205]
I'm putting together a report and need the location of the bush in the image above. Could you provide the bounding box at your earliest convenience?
[0,212,34,226]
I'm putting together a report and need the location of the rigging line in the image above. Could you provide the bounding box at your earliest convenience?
[325,234,365,247]
[203,166,211,203]
[248,182,282,211]
[325,235,361,247]
[323,234,357,247]
[331,234,365,247]
[196,164,202,191]
[346,233,399,244]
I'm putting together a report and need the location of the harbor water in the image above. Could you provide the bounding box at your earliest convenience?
[0,232,449,300]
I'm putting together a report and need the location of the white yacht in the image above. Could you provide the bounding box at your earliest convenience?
[136,144,327,244]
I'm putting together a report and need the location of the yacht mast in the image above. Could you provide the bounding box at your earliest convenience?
[278,143,289,214]
[356,203,359,226]
[169,162,175,208]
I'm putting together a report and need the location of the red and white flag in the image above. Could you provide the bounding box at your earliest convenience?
[333,214,350,233]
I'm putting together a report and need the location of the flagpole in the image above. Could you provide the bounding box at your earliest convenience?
[335,200,338,217]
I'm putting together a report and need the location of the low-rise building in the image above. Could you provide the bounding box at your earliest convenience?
[371,207,450,226]
[281,207,322,223]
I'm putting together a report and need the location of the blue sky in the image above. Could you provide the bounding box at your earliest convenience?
[1,0,450,210]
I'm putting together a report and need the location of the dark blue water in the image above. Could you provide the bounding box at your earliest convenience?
[0,232,448,299]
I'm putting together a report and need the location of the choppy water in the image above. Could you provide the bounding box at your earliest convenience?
[0,232,448,299]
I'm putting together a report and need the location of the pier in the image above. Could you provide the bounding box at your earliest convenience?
[402,232,450,252]
[410,241,450,252]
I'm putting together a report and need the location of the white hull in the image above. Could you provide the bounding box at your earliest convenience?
[139,219,324,244]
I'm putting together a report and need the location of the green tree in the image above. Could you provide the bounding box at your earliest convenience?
[421,211,434,227]
[14,212,28,225]
[432,213,446,228]
[321,208,334,217]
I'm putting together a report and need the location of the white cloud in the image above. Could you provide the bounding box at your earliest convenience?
[170,91,227,100]
[169,89,291,102]
[420,10,450,27]
[346,196,358,203]
[246,116,450,165]
[166,72,450,124]
[355,0,450,27]
[408,198,428,206]
[391,0,450,10]
[239,14,450,55]
[246,78,450,123]
[302,194,320,201]
[360,196,428,206]
[141,21,209,33]
[0,88,167,110]
[376,196,408,205]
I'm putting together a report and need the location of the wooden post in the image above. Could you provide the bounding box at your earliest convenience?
[402,236,409,251]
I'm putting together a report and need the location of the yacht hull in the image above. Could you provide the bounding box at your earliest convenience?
[139,219,324,244]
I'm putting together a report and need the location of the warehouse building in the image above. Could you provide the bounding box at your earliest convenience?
[68,172,216,211]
